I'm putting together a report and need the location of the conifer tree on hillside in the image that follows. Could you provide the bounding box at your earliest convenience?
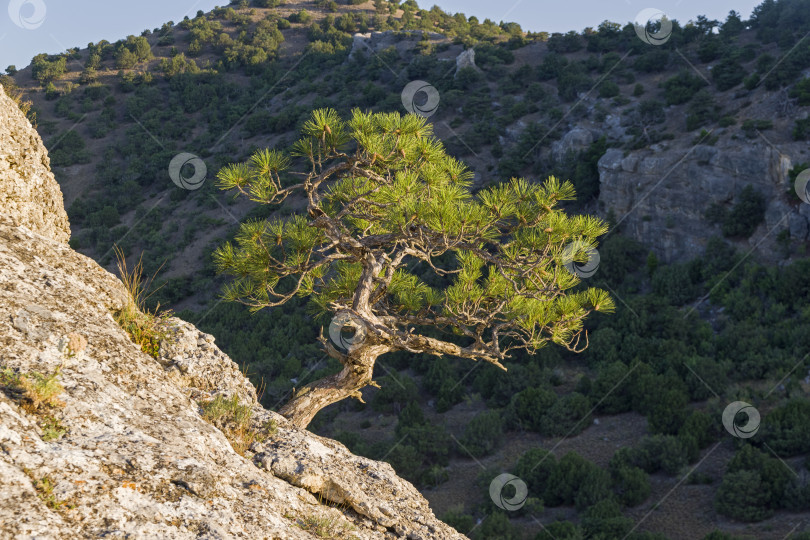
[214,108,614,428]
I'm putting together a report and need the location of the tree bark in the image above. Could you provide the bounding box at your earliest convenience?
[278,343,389,429]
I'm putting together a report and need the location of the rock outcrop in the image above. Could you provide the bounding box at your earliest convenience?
[0,86,463,539]
[348,31,444,61]
[551,126,594,162]
[0,84,70,244]
[597,137,809,264]
[454,49,477,75]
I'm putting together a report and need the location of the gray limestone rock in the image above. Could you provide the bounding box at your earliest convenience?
[0,84,70,244]
[0,84,464,540]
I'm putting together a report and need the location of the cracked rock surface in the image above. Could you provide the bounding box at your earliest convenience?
[0,84,464,539]
[0,84,70,245]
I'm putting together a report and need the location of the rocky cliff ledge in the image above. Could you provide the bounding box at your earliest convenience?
[0,84,463,539]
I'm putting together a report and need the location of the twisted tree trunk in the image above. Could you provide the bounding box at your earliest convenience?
[278,342,390,429]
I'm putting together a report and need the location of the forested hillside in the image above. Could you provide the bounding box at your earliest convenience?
[6,0,810,537]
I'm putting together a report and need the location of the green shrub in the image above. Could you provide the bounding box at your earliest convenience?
[31,54,67,85]
[662,71,707,105]
[685,89,721,131]
[547,31,583,53]
[546,452,603,506]
[718,115,737,127]
[646,386,689,434]
[724,445,794,510]
[741,119,773,137]
[394,403,452,467]
[581,499,633,538]
[537,52,568,80]
[475,511,520,539]
[758,399,810,456]
[722,185,766,238]
[289,9,311,24]
[679,410,717,449]
[784,472,810,511]
[598,80,620,98]
[573,466,612,511]
[591,361,633,414]
[633,48,670,73]
[460,410,503,457]
[512,447,557,498]
[697,37,723,63]
[611,435,688,475]
[794,118,810,140]
[386,444,423,481]
[49,131,92,167]
[712,58,746,91]
[539,392,591,436]
[370,373,418,414]
[715,470,774,521]
[535,521,582,540]
[651,264,701,305]
[557,65,592,102]
[611,465,650,506]
[790,77,810,105]
[439,507,476,536]
[548,136,607,203]
[507,386,557,431]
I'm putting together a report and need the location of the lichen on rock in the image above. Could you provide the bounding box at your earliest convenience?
[0,84,464,539]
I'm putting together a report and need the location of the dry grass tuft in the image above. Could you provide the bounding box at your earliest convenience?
[28,473,74,511]
[292,513,359,539]
[0,367,65,411]
[112,245,171,359]
[198,394,277,456]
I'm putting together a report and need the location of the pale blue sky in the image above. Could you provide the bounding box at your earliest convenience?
[1,0,764,70]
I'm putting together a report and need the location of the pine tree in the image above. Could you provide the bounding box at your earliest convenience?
[214,108,614,428]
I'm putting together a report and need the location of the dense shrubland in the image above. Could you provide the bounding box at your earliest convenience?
[172,225,810,537]
[21,0,808,272]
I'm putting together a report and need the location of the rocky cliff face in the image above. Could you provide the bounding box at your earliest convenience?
[595,104,810,265]
[0,86,70,244]
[0,85,463,539]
